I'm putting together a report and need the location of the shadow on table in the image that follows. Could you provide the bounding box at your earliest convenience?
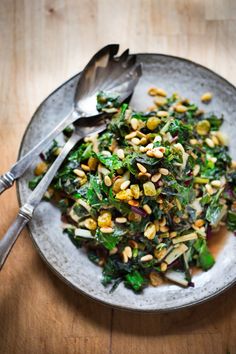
[30,251,236,337]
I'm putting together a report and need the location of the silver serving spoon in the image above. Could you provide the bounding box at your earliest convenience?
[0,44,142,194]
[0,48,142,269]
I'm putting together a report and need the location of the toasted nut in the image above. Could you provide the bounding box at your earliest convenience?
[231,161,236,169]
[160,225,169,233]
[98,258,105,267]
[194,219,205,228]
[84,218,97,230]
[109,247,118,255]
[205,138,215,148]
[175,104,187,113]
[147,117,161,131]
[144,222,156,240]
[120,180,131,190]
[160,262,168,272]
[104,175,112,187]
[130,118,139,130]
[159,168,169,176]
[98,211,112,228]
[211,180,221,188]
[116,189,133,200]
[148,87,158,96]
[122,246,132,263]
[117,148,125,160]
[130,184,140,199]
[34,161,48,176]
[151,173,162,183]
[98,164,110,175]
[211,135,219,146]
[131,137,141,145]
[112,177,124,193]
[205,183,215,195]
[170,231,177,238]
[193,164,200,176]
[115,217,127,224]
[159,217,166,226]
[143,181,156,196]
[212,131,228,146]
[173,216,181,223]
[125,131,137,140]
[140,254,153,262]
[201,92,213,103]
[149,271,163,286]
[157,110,168,118]
[137,163,147,173]
[125,246,132,258]
[154,96,167,106]
[128,240,138,248]
[128,199,140,207]
[143,204,152,215]
[154,248,167,260]
[88,157,98,171]
[156,88,167,97]
[153,148,164,158]
[101,150,111,156]
[139,137,148,145]
[190,139,198,145]
[73,169,85,178]
[148,105,157,112]
[81,164,90,171]
[100,227,114,233]
[122,252,128,263]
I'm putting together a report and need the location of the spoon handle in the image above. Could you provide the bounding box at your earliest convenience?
[0,109,78,195]
[0,213,29,269]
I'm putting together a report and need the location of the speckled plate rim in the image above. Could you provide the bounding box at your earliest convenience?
[16,53,236,312]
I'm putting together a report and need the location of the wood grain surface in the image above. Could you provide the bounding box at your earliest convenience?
[0,1,236,353]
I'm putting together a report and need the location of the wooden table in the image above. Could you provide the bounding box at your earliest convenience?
[1,1,236,353]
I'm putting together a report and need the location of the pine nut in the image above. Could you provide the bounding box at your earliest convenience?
[115,217,127,223]
[205,183,214,195]
[151,173,162,183]
[159,217,166,226]
[211,180,221,188]
[193,164,200,176]
[125,131,137,140]
[137,163,147,173]
[160,262,168,272]
[100,227,114,233]
[130,118,139,130]
[156,88,167,97]
[160,225,169,233]
[140,254,153,262]
[124,246,132,258]
[205,138,215,148]
[153,149,163,158]
[157,110,168,117]
[81,164,90,171]
[175,104,187,113]
[120,180,131,190]
[104,175,112,187]
[149,272,163,287]
[201,92,213,103]
[148,87,158,96]
[131,137,141,145]
[159,168,169,175]
[153,135,162,143]
[190,139,198,145]
[73,169,85,177]
[143,204,152,215]
[117,148,125,160]
[101,150,111,156]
